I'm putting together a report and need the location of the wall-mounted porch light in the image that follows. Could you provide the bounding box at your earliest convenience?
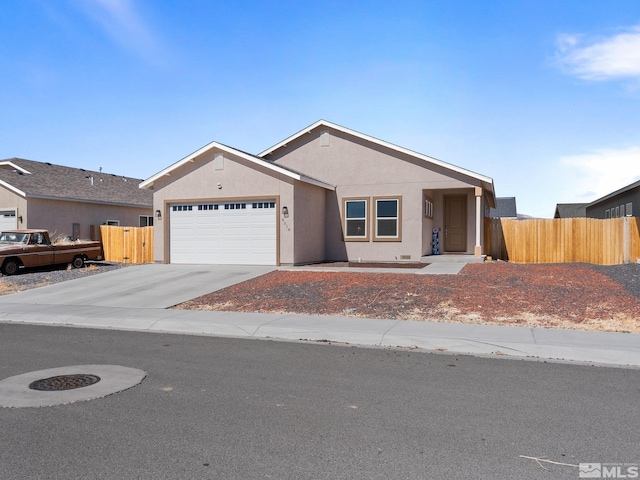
[155,209,162,220]
[282,206,289,218]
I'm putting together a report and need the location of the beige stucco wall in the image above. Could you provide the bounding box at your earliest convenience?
[292,181,326,264]
[268,127,485,260]
[0,186,151,239]
[0,188,27,228]
[150,149,326,264]
[422,189,435,256]
[27,198,151,240]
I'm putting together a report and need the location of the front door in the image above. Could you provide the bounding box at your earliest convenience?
[444,195,467,252]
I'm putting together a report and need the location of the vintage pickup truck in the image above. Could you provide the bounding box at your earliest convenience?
[0,229,103,275]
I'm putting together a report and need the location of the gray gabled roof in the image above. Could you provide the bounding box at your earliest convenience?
[585,179,640,208]
[0,158,152,208]
[489,197,517,218]
[554,203,587,218]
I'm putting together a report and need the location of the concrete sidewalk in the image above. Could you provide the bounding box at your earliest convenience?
[0,301,638,369]
[284,262,466,275]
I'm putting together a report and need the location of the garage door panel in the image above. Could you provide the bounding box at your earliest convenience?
[170,201,276,265]
[0,211,17,231]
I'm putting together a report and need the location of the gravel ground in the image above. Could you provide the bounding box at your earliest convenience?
[588,263,640,298]
[1,260,638,333]
[0,261,130,294]
[176,262,640,333]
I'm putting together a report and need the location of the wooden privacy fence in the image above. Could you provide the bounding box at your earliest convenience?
[485,217,640,265]
[99,225,154,264]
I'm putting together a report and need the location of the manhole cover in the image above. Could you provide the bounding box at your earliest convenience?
[1,365,146,408]
[28,374,101,391]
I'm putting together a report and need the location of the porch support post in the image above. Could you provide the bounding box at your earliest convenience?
[474,187,482,257]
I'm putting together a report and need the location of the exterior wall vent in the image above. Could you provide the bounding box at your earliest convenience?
[214,153,224,170]
[320,131,330,147]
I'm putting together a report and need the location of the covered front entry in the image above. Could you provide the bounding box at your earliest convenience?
[169,200,277,265]
[444,195,467,252]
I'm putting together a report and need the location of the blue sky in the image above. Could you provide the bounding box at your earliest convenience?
[1,0,639,218]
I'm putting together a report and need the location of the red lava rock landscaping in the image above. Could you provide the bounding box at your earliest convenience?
[174,262,640,333]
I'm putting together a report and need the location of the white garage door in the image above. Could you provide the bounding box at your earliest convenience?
[170,200,277,265]
[0,211,17,231]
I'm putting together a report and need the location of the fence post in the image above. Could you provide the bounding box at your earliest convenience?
[624,216,630,264]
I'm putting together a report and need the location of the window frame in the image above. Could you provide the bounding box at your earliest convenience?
[342,198,369,241]
[373,196,402,242]
[139,215,154,227]
[424,196,434,219]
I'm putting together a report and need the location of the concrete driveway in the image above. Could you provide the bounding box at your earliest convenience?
[0,264,276,309]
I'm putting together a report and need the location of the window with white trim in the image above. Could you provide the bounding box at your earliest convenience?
[374,197,401,241]
[626,202,633,216]
[343,198,368,240]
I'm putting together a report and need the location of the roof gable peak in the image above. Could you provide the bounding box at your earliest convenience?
[258,120,495,196]
[139,140,334,191]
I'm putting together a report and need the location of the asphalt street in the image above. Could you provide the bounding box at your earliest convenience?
[1,323,639,480]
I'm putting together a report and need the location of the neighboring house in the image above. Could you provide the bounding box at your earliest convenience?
[0,158,153,240]
[585,179,639,219]
[554,203,587,219]
[489,197,517,219]
[140,120,496,265]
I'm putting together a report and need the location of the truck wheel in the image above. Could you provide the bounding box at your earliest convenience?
[2,259,19,276]
[72,256,85,269]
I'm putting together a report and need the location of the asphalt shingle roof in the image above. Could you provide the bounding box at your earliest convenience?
[0,158,152,208]
[489,197,517,218]
[554,203,587,218]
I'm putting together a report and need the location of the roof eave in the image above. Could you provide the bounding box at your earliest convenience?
[0,179,26,197]
[26,194,152,209]
[0,160,32,175]
[585,179,640,208]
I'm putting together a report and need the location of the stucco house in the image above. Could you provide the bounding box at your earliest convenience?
[140,120,496,265]
[0,158,153,240]
[585,179,639,219]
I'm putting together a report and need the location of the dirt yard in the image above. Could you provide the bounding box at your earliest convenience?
[175,262,640,333]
